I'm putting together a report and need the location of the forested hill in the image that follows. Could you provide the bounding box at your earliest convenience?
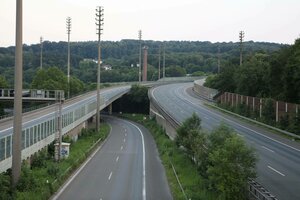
[205,38,300,104]
[0,40,285,86]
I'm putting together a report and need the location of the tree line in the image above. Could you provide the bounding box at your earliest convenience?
[205,38,300,104]
[0,40,284,87]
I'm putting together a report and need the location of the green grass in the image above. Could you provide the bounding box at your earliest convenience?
[121,113,216,200]
[14,123,110,200]
[205,103,300,142]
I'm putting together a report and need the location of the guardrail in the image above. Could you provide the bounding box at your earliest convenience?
[149,86,278,200]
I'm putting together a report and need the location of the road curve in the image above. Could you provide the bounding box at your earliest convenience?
[151,82,300,200]
[53,116,172,200]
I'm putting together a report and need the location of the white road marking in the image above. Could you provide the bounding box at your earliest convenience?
[268,165,285,176]
[120,146,123,150]
[123,138,126,143]
[204,116,209,120]
[108,172,113,180]
[52,124,112,200]
[150,108,165,119]
[262,146,275,153]
[127,121,146,200]
[116,156,119,162]
[125,133,127,137]
[153,86,300,153]
[237,134,244,137]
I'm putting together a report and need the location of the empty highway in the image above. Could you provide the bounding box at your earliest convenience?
[53,116,172,200]
[151,82,300,200]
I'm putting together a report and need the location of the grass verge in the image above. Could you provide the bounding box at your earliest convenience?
[13,123,110,200]
[205,103,300,142]
[121,113,216,200]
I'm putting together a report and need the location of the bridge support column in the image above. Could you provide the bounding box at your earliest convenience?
[108,104,113,115]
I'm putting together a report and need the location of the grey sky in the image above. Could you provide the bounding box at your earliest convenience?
[0,0,299,47]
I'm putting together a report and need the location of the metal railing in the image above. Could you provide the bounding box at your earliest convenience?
[149,87,278,200]
[0,88,64,101]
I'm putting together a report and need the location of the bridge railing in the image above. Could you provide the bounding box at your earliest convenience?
[0,88,64,101]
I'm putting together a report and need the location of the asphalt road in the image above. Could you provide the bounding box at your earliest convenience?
[53,116,172,200]
[151,82,300,200]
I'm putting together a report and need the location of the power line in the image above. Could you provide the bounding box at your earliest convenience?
[12,0,23,187]
[239,31,245,66]
[95,6,104,132]
[40,36,43,69]
[66,17,71,98]
[138,30,142,82]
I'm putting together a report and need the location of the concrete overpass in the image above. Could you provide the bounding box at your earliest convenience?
[0,86,130,172]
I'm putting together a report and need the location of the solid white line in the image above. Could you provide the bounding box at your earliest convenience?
[127,121,146,200]
[164,85,300,153]
[116,156,119,162]
[262,146,275,153]
[120,146,123,150]
[108,172,113,180]
[268,165,285,176]
[150,108,165,119]
[52,124,112,200]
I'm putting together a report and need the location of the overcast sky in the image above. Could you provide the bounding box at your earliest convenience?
[0,0,299,47]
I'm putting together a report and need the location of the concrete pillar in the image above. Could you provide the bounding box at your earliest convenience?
[108,104,112,115]
[259,99,262,118]
[276,101,279,122]
[143,46,148,82]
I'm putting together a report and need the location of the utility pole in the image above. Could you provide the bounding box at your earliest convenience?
[239,31,245,66]
[217,46,221,73]
[66,17,71,99]
[158,44,161,80]
[138,30,142,82]
[40,36,43,69]
[96,6,104,132]
[163,42,166,79]
[12,0,23,187]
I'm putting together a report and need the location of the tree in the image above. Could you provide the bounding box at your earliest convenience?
[166,66,186,77]
[207,125,257,200]
[69,77,85,96]
[31,67,68,93]
[234,53,270,97]
[176,113,202,156]
[0,75,8,88]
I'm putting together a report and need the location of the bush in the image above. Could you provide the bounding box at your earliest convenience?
[17,164,38,192]
[31,150,48,169]
[0,172,11,200]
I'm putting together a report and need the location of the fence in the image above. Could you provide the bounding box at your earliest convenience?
[217,92,299,122]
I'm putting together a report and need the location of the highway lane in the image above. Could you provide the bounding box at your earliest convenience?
[54,116,172,200]
[151,82,300,200]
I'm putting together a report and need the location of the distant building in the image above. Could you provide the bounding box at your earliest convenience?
[103,65,112,71]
